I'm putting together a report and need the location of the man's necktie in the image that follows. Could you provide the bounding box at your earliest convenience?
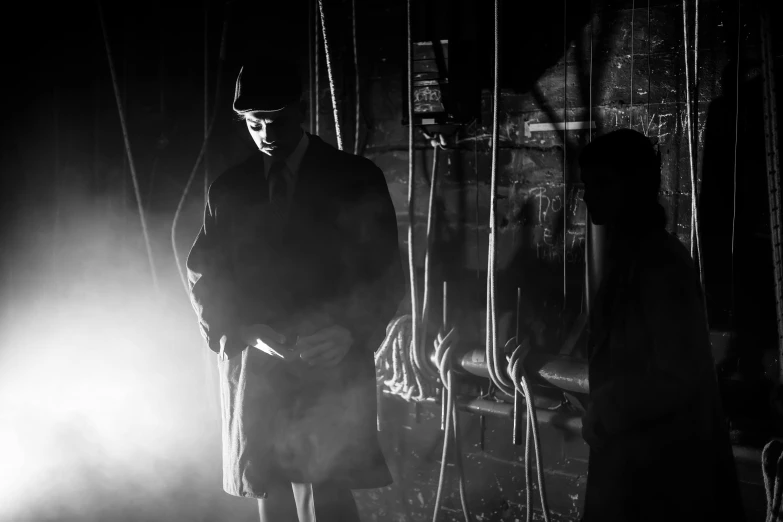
[267,161,289,219]
[268,161,288,224]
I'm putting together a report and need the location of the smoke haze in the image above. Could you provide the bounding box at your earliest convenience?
[0,186,258,522]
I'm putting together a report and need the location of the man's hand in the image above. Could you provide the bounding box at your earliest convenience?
[296,325,353,368]
[240,324,290,360]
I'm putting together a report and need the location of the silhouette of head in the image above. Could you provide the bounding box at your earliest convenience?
[233,59,306,160]
[579,129,662,227]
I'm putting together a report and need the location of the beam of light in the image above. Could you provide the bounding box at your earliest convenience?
[0,192,254,522]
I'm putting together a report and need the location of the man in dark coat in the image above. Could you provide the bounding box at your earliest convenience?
[186,60,405,521]
[578,129,745,521]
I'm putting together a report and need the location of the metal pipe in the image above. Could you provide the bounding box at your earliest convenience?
[457,397,584,436]
[456,328,737,396]
[586,214,606,318]
[457,397,762,465]
[457,349,590,394]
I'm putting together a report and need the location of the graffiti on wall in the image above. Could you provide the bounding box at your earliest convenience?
[606,106,707,144]
[514,183,587,263]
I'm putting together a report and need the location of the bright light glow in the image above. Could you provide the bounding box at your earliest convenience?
[0,195,254,521]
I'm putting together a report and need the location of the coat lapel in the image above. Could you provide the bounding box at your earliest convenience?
[588,253,635,364]
[291,133,322,211]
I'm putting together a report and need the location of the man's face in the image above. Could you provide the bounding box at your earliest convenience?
[581,166,628,226]
[244,102,305,159]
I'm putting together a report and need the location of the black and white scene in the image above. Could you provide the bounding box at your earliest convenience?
[1,0,782,521]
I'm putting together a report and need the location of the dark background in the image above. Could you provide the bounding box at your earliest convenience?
[0,1,779,521]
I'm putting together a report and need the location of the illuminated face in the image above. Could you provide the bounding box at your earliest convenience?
[580,166,628,226]
[243,102,305,159]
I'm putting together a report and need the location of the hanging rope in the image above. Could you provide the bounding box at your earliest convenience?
[730,0,740,330]
[693,0,705,286]
[589,12,593,144]
[314,0,320,136]
[682,0,696,250]
[97,0,158,291]
[507,338,550,522]
[376,9,447,403]
[694,0,700,177]
[485,3,550,519]
[376,134,445,400]
[171,6,229,294]
[586,7,594,316]
[647,0,651,120]
[418,133,448,384]
[376,0,431,403]
[759,6,783,382]
[630,0,635,124]
[318,0,343,150]
[203,0,209,208]
[376,315,418,400]
[352,0,360,155]
[487,0,516,400]
[432,284,471,522]
[405,0,423,397]
[762,439,783,522]
[563,0,568,308]
[682,0,705,289]
[308,0,315,134]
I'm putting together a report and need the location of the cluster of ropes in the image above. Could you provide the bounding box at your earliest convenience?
[373,1,551,520]
[94,0,783,518]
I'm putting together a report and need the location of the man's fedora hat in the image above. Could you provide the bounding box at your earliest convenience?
[233,59,302,113]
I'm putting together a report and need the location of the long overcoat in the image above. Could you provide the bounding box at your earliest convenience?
[186,134,405,498]
[582,226,745,522]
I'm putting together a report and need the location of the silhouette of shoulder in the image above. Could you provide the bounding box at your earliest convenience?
[636,229,702,299]
[207,153,265,207]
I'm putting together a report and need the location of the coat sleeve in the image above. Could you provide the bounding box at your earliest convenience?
[186,181,247,359]
[332,161,406,352]
[590,259,714,436]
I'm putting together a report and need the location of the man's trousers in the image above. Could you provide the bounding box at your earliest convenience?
[257,480,361,522]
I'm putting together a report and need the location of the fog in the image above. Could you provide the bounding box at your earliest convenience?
[0,188,258,521]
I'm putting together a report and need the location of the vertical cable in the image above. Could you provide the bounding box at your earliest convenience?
[475,121,480,296]
[488,0,501,391]
[683,0,698,264]
[563,0,568,308]
[315,0,320,136]
[159,21,166,116]
[406,0,420,399]
[318,0,343,150]
[586,6,594,317]
[647,0,651,120]
[54,87,60,283]
[308,0,314,134]
[694,0,700,146]
[171,7,229,294]
[420,139,440,383]
[352,0,360,155]
[693,0,705,288]
[731,0,740,328]
[486,0,513,395]
[203,0,209,207]
[589,8,593,144]
[630,0,635,126]
[98,0,158,291]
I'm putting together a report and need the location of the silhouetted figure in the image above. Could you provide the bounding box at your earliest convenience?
[186,59,404,522]
[579,129,744,522]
